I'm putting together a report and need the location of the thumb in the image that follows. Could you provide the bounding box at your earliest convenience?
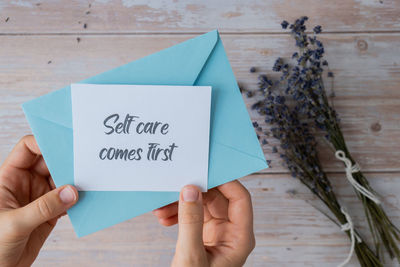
[176,185,205,253]
[13,185,78,233]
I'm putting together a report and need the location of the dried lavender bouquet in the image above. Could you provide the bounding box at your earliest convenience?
[244,16,399,263]
[247,91,381,266]
[277,17,400,262]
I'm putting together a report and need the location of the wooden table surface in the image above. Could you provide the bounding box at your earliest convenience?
[0,1,399,266]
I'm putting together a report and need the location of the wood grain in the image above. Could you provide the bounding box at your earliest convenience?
[0,0,399,266]
[0,34,399,172]
[0,0,399,34]
[31,173,400,267]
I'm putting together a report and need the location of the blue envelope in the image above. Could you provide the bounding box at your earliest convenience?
[22,30,268,237]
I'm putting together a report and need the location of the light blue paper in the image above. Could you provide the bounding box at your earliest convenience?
[22,30,268,237]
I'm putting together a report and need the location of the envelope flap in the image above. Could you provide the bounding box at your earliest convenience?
[23,87,72,129]
[83,30,218,86]
[22,30,219,129]
[194,31,268,189]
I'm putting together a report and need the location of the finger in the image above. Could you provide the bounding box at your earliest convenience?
[48,176,56,190]
[217,180,253,229]
[203,204,212,222]
[31,156,50,177]
[158,214,178,226]
[152,201,178,219]
[11,185,78,234]
[3,135,41,170]
[203,188,229,220]
[176,185,205,253]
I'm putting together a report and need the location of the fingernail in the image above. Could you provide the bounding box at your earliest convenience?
[182,186,199,202]
[59,186,76,204]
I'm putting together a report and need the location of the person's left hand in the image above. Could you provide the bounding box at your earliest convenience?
[153,180,255,267]
[0,135,78,267]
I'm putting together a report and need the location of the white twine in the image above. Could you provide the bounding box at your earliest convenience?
[335,150,381,205]
[338,207,360,267]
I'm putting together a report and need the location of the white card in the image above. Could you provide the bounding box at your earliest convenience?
[71,84,211,192]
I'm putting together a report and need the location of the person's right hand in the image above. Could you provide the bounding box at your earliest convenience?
[152,180,255,267]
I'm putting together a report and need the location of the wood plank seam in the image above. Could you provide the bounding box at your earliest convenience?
[1,31,400,36]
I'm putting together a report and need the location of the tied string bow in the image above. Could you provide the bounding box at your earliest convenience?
[338,207,361,267]
[335,150,381,205]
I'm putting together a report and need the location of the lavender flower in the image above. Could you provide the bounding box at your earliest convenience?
[313,25,322,34]
[276,19,400,262]
[240,17,396,267]
[279,17,399,264]
[281,20,289,29]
